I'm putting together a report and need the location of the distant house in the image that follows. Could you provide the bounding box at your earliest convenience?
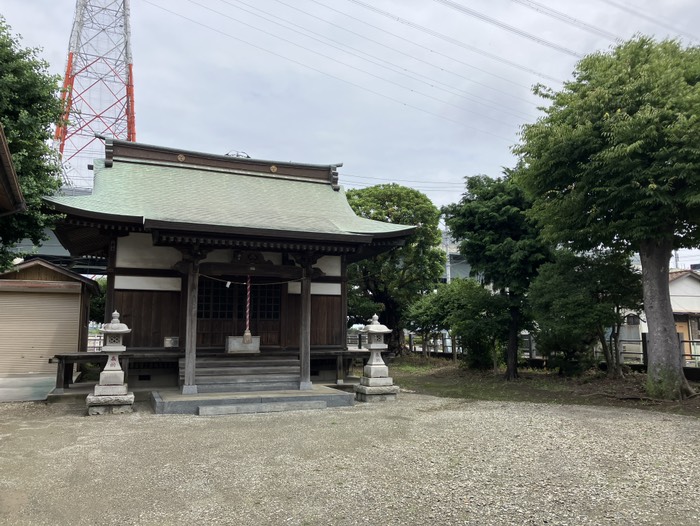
[620,270,700,365]
[45,138,414,393]
[0,123,25,217]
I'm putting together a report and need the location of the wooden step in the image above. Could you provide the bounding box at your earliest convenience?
[179,367,299,377]
[178,359,300,368]
[195,374,299,385]
[178,355,301,392]
[196,381,300,393]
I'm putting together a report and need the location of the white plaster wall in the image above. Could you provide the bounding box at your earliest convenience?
[314,256,341,277]
[670,277,700,313]
[116,233,181,269]
[114,276,182,291]
[287,282,341,295]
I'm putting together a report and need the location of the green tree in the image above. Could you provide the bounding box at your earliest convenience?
[0,18,63,271]
[89,276,107,323]
[406,289,443,356]
[405,278,508,367]
[346,184,445,353]
[528,250,643,377]
[515,37,700,398]
[443,174,550,380]
[440,278,509,370]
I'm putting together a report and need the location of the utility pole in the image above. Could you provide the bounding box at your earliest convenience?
[54,0,136,189]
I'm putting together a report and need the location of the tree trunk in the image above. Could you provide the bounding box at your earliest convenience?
[505,305,519,381]
[598,325,623,378]
[610,320,625,378]
[639,238,694,399]
[597,327,615,376]
[491,338,499,373]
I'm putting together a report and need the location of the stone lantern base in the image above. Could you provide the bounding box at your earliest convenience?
[86,351,135,415]
[86,393,136,415]
[353,348,400,402]
[354,383,400,402]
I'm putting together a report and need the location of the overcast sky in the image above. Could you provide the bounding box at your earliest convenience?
[3,0,700,264]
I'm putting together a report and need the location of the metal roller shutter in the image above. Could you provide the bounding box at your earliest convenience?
[0,291,80,374]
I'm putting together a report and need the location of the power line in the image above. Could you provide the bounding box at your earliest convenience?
[220,0,538,121]
[317,0,564,84]
[429,0,583,58]
[142,0,517,143]
[273,0,547,98]
[598,0,700,43]
[510,0,621,42]
[185,0,522,129]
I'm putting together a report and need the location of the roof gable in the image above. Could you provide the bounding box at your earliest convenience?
[669,270,700,284]
[0,258,99,294]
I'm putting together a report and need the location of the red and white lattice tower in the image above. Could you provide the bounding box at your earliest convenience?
[54,0,136,189]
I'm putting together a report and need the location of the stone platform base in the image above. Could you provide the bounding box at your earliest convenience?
[354,383,399,402]
[87,404,134,415]
[86,393,135,416]
[355,392,398,402]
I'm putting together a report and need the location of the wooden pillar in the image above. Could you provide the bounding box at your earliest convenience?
[341,255,348,349]
[300,261,312,390]
[182,256,201,394]
[105,236,117,322]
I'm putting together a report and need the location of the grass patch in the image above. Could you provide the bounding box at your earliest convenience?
[389,354,700,417]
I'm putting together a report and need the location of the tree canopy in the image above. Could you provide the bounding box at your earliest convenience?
[515,37,700,398]
[0,18,63,271]
[528,249,643,377]
[346,184,444,352]
[443,174,550,379]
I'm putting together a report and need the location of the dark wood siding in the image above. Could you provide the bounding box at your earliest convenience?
[283,294,343,347]
[195,277,282,347]
[114,290,180,347]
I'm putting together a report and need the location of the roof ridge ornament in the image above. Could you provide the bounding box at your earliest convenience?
[330,163,342,191]
[103,136,114,168]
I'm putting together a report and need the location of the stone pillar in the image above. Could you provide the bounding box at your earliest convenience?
[86,311,135,415]
[354,314,400,402]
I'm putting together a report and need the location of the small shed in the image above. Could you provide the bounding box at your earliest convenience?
[0,259,98,375]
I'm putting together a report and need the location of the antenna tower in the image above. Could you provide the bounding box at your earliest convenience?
[54,0,136,189]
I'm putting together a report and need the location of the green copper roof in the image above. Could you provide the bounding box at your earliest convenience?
[46,158,414,244]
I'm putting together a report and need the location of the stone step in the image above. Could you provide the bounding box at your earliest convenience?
[198,400,327,416]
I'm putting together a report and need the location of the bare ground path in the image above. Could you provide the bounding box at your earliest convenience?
[1,394,699,525]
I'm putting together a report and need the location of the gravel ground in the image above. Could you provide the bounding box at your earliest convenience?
[0,394,699,526]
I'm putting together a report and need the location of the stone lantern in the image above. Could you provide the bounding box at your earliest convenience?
[354,314,400,402]
[86,311,135,415]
